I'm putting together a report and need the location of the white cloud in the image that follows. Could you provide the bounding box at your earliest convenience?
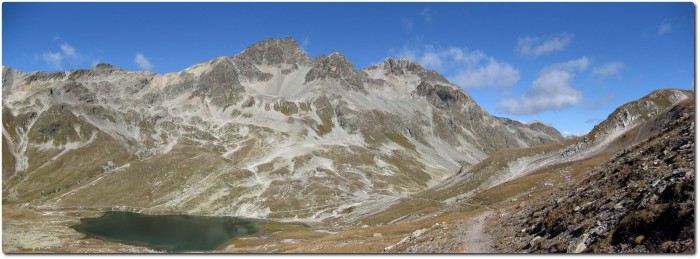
[658,21,672,35]
[391,44,520,88]
[40,41,84,70]
[420,8,436,23]
[134,53,153,70]
[60,43,77,58]
[498,57,587,115]
[302,36,310,47]
[450,58,520,89]
[516,33,574,57]
[42,52,63,70]
[541,56,589,73]
[592,61,624,78]
[418,51,443,69]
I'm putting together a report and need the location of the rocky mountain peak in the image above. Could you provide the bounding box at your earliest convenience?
[236,37,310,66]
[93,63,123,71]
[321,52,356,73]
[370,58,451,85]
[382,58,425,76]
[65,64,134,81]
[304,51,365,92]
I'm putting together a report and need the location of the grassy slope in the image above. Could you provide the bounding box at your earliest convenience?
[358,138,578,226]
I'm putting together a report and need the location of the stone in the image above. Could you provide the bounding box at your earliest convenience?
[567,233,589,253]
[672,168,687,177]
[529,236,543,248]
[613,202,624,210]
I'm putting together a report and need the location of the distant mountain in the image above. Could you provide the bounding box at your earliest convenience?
[1,37,562,220]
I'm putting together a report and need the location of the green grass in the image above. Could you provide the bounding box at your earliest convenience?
[273,100,299,116]
[314,109,334,136]
[241,97,255,108]
[385,133,416,152]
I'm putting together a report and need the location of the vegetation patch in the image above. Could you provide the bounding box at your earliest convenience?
[273,100,299,116]
[241,97,256,108]
[385,133,416,152]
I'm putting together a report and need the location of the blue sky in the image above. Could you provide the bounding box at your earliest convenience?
[3,2,694,135]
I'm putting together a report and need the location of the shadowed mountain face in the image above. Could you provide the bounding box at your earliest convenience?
[2,37,563,220]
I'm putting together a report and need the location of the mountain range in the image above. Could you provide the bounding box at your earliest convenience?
[2,37,693,253]
[2,37,563,220]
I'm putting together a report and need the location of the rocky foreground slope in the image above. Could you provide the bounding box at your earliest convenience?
[493,97,695,253]
[2,37,562,221]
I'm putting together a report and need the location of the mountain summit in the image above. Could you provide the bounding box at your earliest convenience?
[2,37,563,220]
[236,37,311,66]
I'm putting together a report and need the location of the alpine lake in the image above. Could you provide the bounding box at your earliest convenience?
[71,211,259,252]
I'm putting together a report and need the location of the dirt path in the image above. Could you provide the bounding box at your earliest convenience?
[459,211,495,253]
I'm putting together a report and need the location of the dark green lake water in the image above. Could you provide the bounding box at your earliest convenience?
[71,211,258,252]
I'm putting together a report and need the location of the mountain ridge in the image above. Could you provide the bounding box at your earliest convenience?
[3,37,562,221]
